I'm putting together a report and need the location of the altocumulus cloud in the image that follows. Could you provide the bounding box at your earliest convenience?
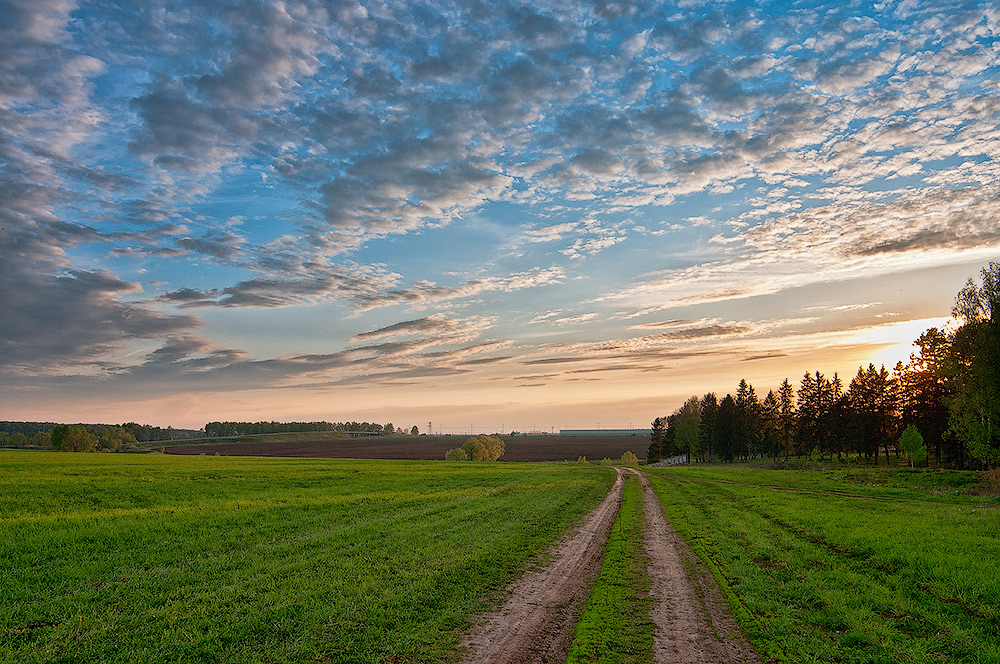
[2,0,999,398]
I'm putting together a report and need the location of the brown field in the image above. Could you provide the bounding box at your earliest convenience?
[163,434,648,462]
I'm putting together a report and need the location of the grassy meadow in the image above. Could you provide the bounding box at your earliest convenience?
[646,465,1000,664]
[0,451,615,663]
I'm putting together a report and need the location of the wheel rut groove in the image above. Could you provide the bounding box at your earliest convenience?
[458,468,762,663]
[634,470,760,663]
[457,468,626,664]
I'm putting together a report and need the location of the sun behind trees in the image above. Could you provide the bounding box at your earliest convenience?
[649,262,1000,469]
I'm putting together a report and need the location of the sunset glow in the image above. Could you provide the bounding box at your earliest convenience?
[2,1,999,431]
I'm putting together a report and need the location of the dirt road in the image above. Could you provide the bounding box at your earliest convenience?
[457,468,626,664]
[458,467,760,663]
[636,470,760,663]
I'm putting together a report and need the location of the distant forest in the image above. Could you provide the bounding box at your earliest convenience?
[0,422,202,451]
[0,419,422,452]
[203,421,420,437]
[649,263,1000,469]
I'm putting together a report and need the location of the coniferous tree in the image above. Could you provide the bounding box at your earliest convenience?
[823,373,845,459]
[648,416,667,463]
[698,393,719,462]
[716,394,738,462]
[777,378,796,459]
[663,415,678,459]
[735,379,762,460]
[900,328,952,465]
[849,365,878,463]
[761,390,781,460]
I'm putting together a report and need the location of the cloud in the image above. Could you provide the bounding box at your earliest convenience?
[647,322,753,339]
[350,315,495,346]
[524,222,581,243]
[552,313,600,326]
[351,317,458,342]
[159,262,401,308]
[0,2,211,382]
[348,266,566,312]
[0,260,200,377]
[175,231,248,263]
[5,0,1000,410]
[628,319,712,330]
[603,183,1000,312]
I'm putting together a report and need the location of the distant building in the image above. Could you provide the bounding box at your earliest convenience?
[560,429,651,437]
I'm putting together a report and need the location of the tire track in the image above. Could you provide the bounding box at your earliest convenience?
[634,470,761,664]
[457,468,625,664]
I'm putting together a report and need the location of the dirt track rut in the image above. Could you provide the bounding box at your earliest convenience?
[457,468,759,663]
[635,470,760,663]
[457,468,626,664]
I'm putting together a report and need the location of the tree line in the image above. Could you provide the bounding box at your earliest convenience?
[649,263,1000,469]
[203,420,421,437]
[0,422,201,451]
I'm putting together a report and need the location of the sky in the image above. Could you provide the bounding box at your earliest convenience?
[2,0,999,433]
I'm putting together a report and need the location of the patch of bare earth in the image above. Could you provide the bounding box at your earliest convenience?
[457,468,626,664]
[636,470,761,664]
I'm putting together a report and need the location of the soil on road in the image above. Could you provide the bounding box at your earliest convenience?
[457,467,760,664]
[457,468,626,664]
[636,470,760,663]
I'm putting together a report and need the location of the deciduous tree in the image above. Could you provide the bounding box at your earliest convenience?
[51,425,98,452]
[946,262,1000,466]
[899,425,927,468]
[445,447,468,461]
[461,435,504,461]
[673,396,701,462]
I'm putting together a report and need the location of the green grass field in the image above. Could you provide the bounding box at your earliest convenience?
[0,451,615,663]
[646,465,1000,664]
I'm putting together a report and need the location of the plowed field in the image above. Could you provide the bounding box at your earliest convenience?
[163,434,647,462]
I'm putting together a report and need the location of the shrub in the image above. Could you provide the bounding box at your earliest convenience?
[445,448,469,461]
[621,451,638,467]
[462,435,505,461]
[899,425,927,469]
[977,467,1000,496]
[577,456,588,464]
[462,438,488,460]
[600,457,614,465]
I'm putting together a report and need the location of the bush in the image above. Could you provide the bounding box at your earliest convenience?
[621,451,638,467]
[899,425,927,469]
[462,435,505,461]
[462,438,488,460]
[445,448,469,461]
[577,456,588,464]
[600,457,614,465]
[977,467,1000,496]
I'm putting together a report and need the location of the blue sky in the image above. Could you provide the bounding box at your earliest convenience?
[2,0,999,431]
